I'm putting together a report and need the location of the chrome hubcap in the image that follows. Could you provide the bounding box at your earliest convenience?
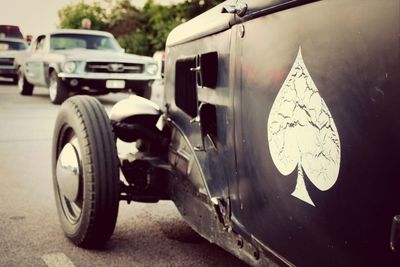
[18,73,23,93]
[56,138,82,223]
[57,143,80,202]
[49,75,57,101]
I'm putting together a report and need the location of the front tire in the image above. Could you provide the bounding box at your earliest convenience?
[49,71,68,104]
[52,96,120,248]
[18,69,34,95]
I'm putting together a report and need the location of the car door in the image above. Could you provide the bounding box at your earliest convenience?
[231,0,400,266]
[25,35,47,86]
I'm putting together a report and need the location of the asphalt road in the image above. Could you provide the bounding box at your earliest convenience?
[0,79,248,267]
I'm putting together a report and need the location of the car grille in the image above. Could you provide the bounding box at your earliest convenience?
[85,62,144,74]
[0,58,14,66]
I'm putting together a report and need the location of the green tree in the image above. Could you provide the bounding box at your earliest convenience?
[175,0,225,20]
[140,0,182,55]
[58,0,225,56]
[106,0,147,55]
[106,0,142,37]
[117,30,149,55]
[58,1,107,30]
[142,0,225,54]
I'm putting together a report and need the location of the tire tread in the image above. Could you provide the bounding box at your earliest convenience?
[52,95,119,248]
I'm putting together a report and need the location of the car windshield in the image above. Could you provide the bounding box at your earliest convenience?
[50,33,122,51]
[0,40,27,51]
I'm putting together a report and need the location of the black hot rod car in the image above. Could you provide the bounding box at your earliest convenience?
[52,0,400,266]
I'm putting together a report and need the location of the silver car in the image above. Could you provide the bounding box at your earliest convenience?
[17,29,158,104]
[0,37,28,83]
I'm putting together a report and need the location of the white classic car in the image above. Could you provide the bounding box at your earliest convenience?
[17,29,158,104]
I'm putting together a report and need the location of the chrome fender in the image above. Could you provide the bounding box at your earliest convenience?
[110,95,161,122]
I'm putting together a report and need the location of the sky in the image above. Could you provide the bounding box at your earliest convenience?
[0,0,179,38]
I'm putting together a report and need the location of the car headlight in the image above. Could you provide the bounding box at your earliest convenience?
[63,61,77,73]
[146,63,158,75]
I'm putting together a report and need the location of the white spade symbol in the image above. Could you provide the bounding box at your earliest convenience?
[267,48,341,206]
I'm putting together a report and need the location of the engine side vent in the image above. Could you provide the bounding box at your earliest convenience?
[175,57,197,117]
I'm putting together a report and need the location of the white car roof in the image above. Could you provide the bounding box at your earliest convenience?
[48,29,114,37]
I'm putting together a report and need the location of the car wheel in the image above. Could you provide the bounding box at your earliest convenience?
[49,71,68,104]
[18,69,34,95]
[12,75,18,84]
[52,96,120,248]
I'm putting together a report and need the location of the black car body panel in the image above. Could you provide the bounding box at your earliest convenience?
[163,0,400,266]
[51,0,399,266]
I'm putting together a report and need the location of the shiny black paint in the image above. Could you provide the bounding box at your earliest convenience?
[164,0,400,266]
[232,1,399,266]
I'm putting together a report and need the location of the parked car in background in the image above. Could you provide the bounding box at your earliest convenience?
[51,0,399,266]
[17,29,158,104]
[0,25,24,39]
[0,37,28,83]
